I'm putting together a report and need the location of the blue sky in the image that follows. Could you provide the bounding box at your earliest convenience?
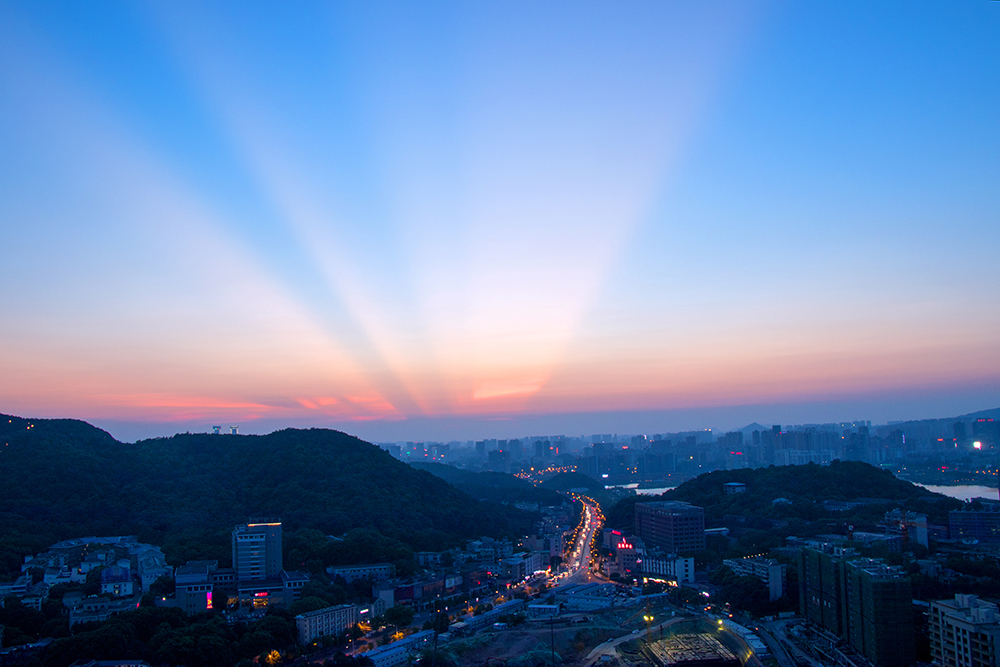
[1,1,998,442]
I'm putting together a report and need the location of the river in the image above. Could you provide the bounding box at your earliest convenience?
[915,484,998,502]
[607,481,997,502]
[604,483,675,496]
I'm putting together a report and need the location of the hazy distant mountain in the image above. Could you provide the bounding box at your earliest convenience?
[958,407,1000,421]
[540,471,604,492]
[739,423,770,436]
[0,414,536,576]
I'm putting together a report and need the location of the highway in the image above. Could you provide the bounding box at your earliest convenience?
[554,494,605,586]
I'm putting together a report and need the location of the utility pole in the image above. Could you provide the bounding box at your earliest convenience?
[550,615,556,665]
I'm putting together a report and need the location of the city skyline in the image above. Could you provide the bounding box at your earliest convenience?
[1,2,998,443]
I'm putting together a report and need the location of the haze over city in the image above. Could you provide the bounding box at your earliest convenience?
[1,2,998,443]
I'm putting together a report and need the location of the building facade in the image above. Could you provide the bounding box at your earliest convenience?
[296,603,359,644]
[175,561,218,615]
[327,563,394,584]
[634,501,705,554]
[949,506,1000,543]
[723,557,785,601]
[640,555,695,583]
[930,594,1000,667]
[799,545,914,667]
[232,522,283,581]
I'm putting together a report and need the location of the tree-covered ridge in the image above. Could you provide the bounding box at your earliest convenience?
[605,460,961,531]
[408,462,565,506]
[0,414,536,576]
[540,471,615,508]
[540,472,603,492]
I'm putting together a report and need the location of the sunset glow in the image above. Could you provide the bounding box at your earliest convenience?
[1,2,998,441]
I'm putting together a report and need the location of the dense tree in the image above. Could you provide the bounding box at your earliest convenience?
[605,460,961,533]
[383,605,415,629]
[409,463,565,507]
[0,414,537,578]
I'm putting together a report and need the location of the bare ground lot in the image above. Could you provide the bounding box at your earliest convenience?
[437,604,686,667]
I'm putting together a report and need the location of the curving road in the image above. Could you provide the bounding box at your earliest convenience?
[554,495,606,586]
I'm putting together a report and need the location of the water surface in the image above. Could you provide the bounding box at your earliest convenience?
[916,484,997,502]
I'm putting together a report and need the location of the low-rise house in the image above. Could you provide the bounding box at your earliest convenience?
[175,561,217,615]
[100,561,135,598]
[67,661,151,667]
[281,570,309,604]
[0,574,30,597]
[415,552,444,568]
[640,554,695,583]
[44,566,76,587]
[722,556,785,601]
[327,563,394,584]
[69,595,139,627]
[527,603,560,619]
[296,603,359,644]
[20,595,44,611]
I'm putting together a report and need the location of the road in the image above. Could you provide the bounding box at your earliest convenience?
[756,623,796,667]
[761,619,829,667]
[554,494,606,587]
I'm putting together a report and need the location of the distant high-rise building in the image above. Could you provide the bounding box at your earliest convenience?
[634,501,705,555]
[973,419,1000,448]
[534,440,552,459]
[488,449,510,473]
[232,521,282,582]
[230,425,239,435]
[954,421,967,444]
[508,439,524,460]
[212,426,222,435]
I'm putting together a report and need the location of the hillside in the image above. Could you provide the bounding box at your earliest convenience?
[408,462,565,506]
[605,460,962,532]
[540,471,604,493]
[0,414,536,576]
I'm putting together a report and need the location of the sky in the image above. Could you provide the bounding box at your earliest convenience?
[1,1,998,443]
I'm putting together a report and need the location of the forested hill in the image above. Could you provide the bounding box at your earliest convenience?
[0,414,536,576]
[408,462,565,506]
[605,460,961,531]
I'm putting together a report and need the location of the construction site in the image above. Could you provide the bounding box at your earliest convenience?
[422,603,768,667]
